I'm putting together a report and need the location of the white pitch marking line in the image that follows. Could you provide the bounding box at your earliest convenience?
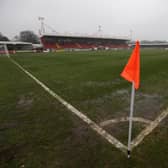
[131,107,168,150]
[9,57,127,153]
[100,117,152,127]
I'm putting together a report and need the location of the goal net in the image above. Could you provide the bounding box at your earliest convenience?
[0,44,10,57]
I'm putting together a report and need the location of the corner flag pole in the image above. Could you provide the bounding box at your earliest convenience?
[127,82,135,158]
[120,40,140,157]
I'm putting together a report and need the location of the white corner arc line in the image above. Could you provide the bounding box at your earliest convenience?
[9,58,127,153]
[131,107,168,150]
[100,117,152,127]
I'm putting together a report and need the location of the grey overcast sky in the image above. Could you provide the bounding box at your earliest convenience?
[0,0,168,40]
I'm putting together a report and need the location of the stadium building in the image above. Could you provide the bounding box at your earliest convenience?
[40,34,129,51]
[0,41,33,54]
[0,41,44,54]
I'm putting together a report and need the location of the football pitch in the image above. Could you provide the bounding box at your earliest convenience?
[0,49,168,167]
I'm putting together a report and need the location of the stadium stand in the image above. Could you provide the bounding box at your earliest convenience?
[41,34,129,51]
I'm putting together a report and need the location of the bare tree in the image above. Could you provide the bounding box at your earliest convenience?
[19,31,40,44]
[0,32,10,41]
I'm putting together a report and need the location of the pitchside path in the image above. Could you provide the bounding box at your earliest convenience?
[8,56,168,155]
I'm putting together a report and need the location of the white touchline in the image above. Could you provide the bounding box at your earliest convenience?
[9,57,127,154]
[131,107,168,150]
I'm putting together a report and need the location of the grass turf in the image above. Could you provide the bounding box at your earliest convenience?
[0,49,168,167]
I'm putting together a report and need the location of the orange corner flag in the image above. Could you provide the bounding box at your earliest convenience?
[121,41,140,89]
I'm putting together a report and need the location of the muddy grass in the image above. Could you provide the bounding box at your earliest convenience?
[102,121,146,145]
[82,79,122,88]
[0,143,26,163]
[17,94,34,110]
[134,92,164,120]
[0,123,18,131]
[77,89,164,124]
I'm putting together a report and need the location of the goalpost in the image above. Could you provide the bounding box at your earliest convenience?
[0,44,10,57]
